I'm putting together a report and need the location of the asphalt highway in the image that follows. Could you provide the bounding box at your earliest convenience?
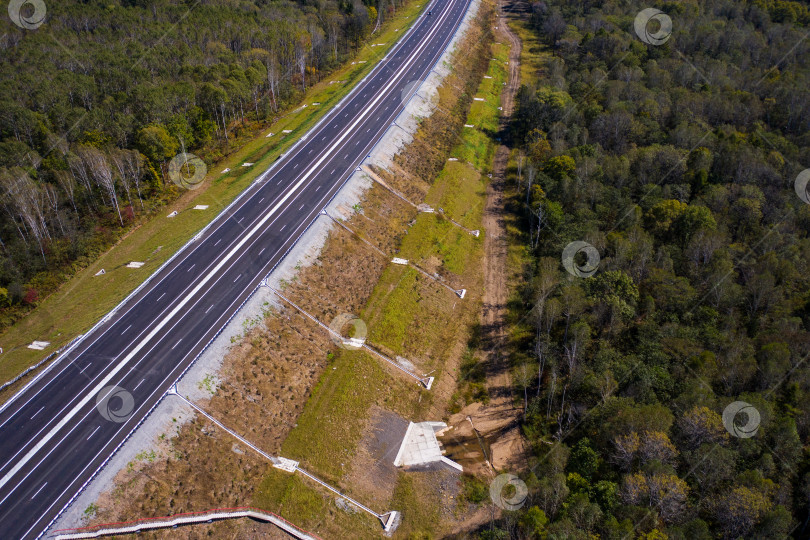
[0,0,471,536]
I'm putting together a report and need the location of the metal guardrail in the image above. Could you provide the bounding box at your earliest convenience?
[50,506,321,540]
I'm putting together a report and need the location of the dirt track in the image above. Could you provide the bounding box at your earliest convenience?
[445,0,525,478]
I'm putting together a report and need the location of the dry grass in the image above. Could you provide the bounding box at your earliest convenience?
[83,2,504,539]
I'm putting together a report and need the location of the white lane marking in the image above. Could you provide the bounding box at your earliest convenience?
[330,169,335,174]
[187,264,195,272]
[0,0,437,451]
[30,482,47,499]
[308,149,313,154]
[157,292,166,301]
[78,363,91,374]
[299,204,305,211]
[121,325,131,335]
[171,339,182,350]
[259,198,264,203]
[237,217,243,223]
[279,224,286,232]
[205,304,214,314]
[233,275,240,282]
[0,0,458,498]
[258,248,265,255]
[315,185,321,192]
[86,426,100,440]
[134,378,145,390]
[30,407,44,420]
[214,239,221,247]
[293,163,298,169]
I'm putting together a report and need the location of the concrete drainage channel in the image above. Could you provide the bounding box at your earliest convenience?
[51,507,321,540]
[169,387,403,534]
[45,0,481,536]
[263,282,435,389]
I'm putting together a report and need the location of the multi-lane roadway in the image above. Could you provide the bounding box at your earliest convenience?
[0,0,471,536]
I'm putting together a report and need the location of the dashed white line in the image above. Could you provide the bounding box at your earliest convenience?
[233,275,241,282]
[30,482,47,499]
[157,292,166,301]
[214,239,221,247]
[259,248,266,255]
[171,339,182,350]
[121,325,132,335]
[205,304,214,314]
[86,426,100,441]
[78,363,91,374]
[187,264,195,272]
[30,407,44,420]
[259,198,264,203]
[134,378,145,390]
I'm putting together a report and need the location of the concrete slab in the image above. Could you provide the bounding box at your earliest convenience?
[393,421,462,471]
[27,341,50,350]
[126,262,145,269]
[272,456,299,473]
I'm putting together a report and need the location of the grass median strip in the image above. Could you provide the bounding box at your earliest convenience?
[0,0,430,391]
[252,5,507,537]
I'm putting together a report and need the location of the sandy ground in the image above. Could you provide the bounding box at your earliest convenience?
[50,2,491,538]
[444,0,526,532]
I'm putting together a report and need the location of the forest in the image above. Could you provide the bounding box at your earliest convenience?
[488,0,810,538]
[0,0,401,327]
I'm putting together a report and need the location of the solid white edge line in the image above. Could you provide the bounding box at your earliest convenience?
[0,0,456,497]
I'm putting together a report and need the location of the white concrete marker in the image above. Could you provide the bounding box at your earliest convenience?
[272,457,299,473]
[392,257,409,265]
[94,269,106,276]
[27,342,50,351]
[0,0,458,498]
[242,162,254,167]
[193,205,209,210]
[167,211,178,218]
[126,262,145,269]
